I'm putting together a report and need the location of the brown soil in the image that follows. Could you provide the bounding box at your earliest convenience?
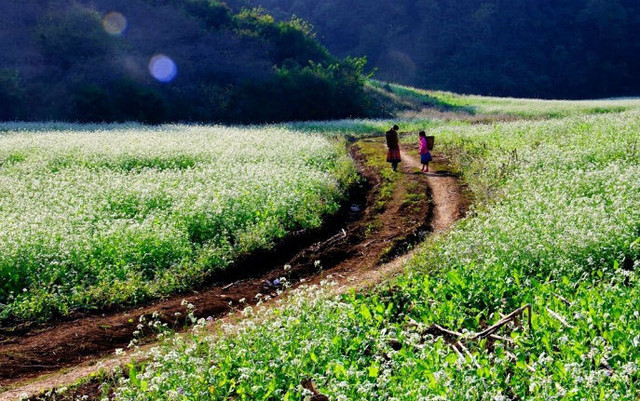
[1,140,466,400]
[399,147,468,232]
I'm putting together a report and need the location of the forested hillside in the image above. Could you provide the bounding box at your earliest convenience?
[229,0,640,99]
[0,0,375,123]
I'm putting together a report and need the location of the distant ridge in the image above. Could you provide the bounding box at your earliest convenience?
[231,0,640,100]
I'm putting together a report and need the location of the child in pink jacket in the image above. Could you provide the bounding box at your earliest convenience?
[418,131,432,172]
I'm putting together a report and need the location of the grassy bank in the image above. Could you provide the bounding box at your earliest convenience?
[373,81,640,119]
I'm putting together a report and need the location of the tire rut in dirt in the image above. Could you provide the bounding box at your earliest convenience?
[0,146,374,388]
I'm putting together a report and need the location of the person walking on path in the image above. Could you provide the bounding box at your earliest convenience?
[386,125,401,171]
[418,131,432,172]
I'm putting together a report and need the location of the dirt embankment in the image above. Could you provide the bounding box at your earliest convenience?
[1,139,467,400]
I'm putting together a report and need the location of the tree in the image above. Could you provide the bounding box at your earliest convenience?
[35,4,114,69]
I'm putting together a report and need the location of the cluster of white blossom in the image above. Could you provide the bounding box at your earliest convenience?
[0,123,356,321]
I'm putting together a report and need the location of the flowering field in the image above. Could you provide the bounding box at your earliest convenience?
[114,111,640,400]
[374,81,640,119]
[283,86,640,138]
[0,124,356,323]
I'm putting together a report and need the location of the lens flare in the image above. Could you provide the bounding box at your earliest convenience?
[102,12,127,36]
[149,55,178,83]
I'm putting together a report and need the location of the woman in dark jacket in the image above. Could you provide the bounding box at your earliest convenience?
[386,125,401,171]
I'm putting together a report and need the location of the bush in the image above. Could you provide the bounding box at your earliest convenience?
[34,5,114,69]
[181,0,233,29]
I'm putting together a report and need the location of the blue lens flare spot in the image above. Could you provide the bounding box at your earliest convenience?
[148,54,178,83]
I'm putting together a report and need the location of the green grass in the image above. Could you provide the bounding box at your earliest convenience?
[356,139,399,211]
[283,118,443,138]
[113,110,640,400]
[402,181,427,211]
[0,124,357,323]
[373,80,640,119]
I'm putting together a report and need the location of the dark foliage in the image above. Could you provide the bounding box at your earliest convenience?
[0,69,25,120]
[0,0,374,123]
[229,0,640,99]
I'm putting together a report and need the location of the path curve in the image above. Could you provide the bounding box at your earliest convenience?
[400,149,465,232]
[331,149,466,296]
[1,147,466,401]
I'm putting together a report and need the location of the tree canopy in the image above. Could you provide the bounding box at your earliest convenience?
[229,0,640,99]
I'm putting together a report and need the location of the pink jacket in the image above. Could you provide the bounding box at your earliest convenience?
[419,137,429,155]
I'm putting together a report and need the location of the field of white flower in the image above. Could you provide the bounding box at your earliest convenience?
[0,124,356,322]
[114,111,640,400]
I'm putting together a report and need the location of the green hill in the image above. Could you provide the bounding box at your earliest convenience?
[230,0,640,100]
[0,0,376,123]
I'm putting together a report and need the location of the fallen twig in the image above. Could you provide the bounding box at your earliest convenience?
[489,334,515,345]
[450,342,465,360]
[10,364,61,369]
[222,279,247,291]
[554,293,573,307]
[312,228,348,251]
[545,307,573,329]
[505,351,535,373]
[456,341,480,369]
[426,323,464,339]
[409,305,535,374]
[472,304,532,340]
[414,305,531,344]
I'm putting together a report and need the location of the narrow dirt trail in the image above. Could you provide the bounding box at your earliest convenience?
[1,142,466,401]
[399,148,465,232]
[329,147,466,296]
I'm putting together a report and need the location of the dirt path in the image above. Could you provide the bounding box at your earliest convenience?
[1,142,466,401]
[399,148,466,232]
[329,146,466,296]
